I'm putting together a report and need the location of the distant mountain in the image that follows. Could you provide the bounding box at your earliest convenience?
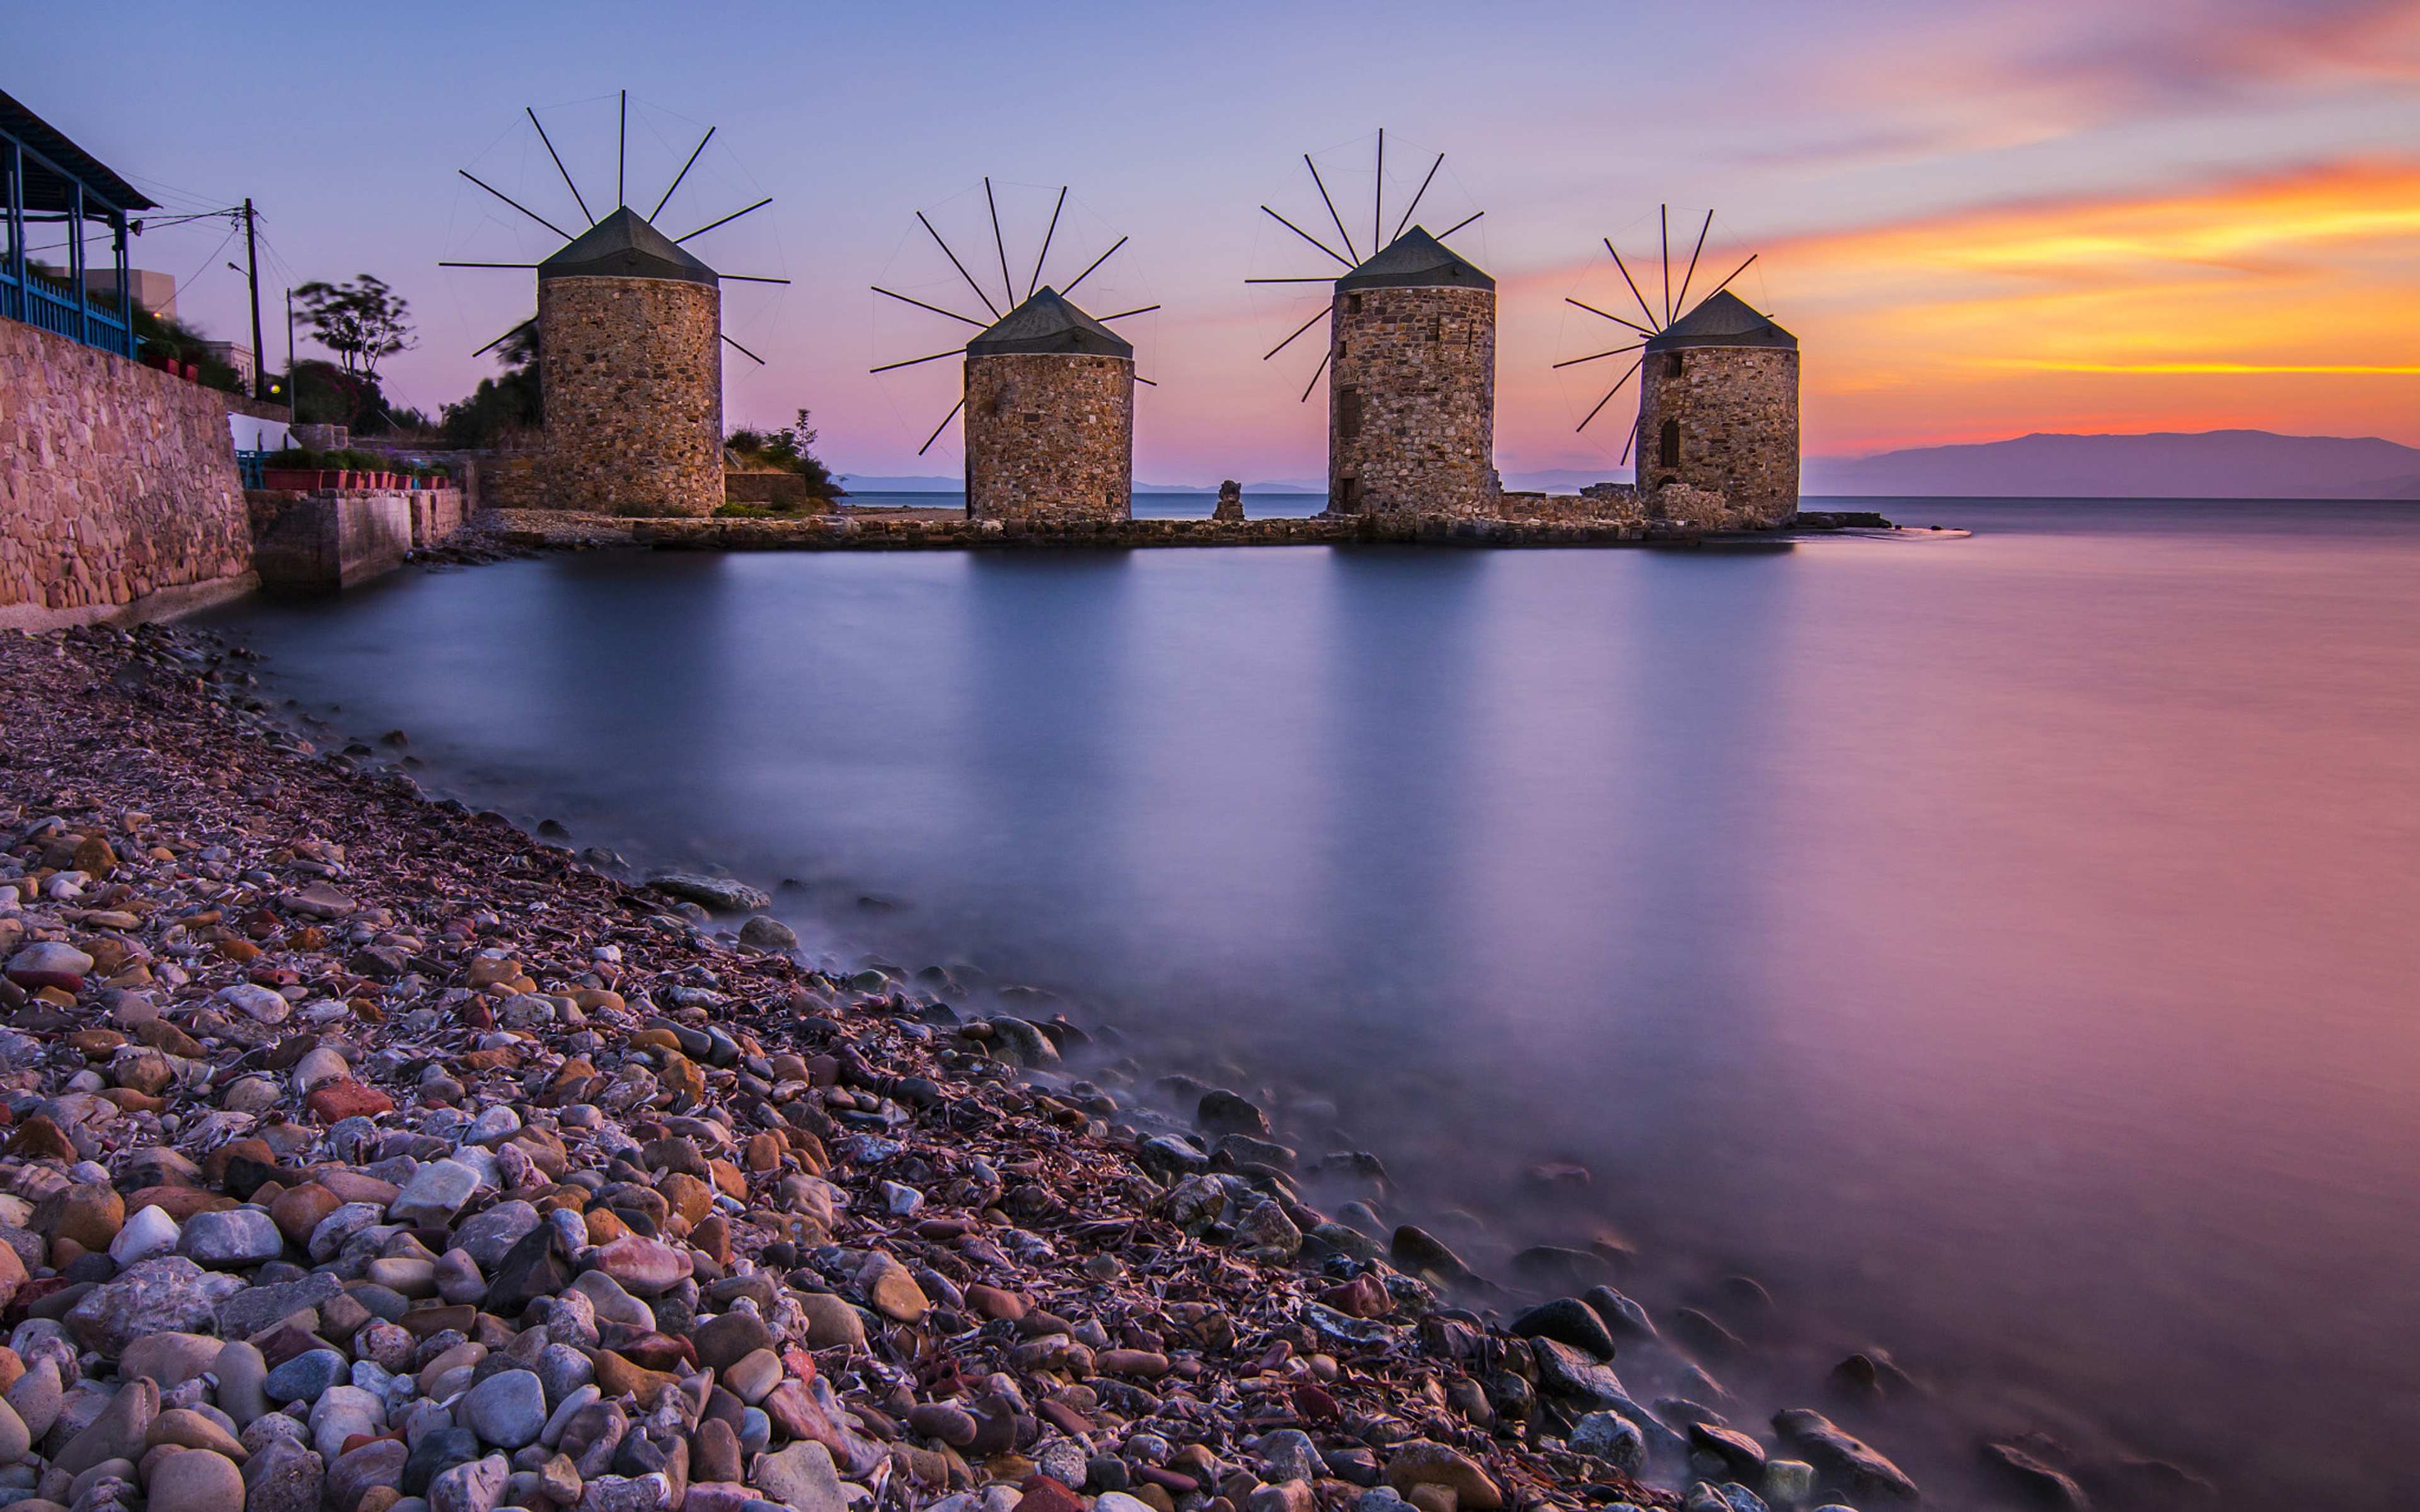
[833,474,960,492]
[1806,430,2420,498]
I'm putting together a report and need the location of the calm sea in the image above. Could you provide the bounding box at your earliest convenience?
[204,498,2420,1510]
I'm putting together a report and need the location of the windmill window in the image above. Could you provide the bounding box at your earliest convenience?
[1348,294,1363,314]
[1666,353,1685,377]
[1659,419,1681,467]
[1339,387,1364,439]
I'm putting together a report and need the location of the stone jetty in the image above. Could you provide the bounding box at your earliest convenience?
[0,622,1948,1512]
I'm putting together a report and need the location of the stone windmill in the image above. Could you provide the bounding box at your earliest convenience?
[872,181,1155,523]
[1251,132,1494,517]
[442,93,789,517]
[1563,209,1799,520]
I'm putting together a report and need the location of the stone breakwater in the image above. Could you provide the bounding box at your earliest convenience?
[0,622,1955,1512]
[618,518,1685,554]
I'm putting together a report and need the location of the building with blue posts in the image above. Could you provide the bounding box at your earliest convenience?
[1,89,156,360]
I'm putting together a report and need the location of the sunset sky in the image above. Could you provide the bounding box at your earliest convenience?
[25,0,2420,483]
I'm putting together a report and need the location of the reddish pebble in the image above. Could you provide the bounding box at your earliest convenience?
[305,1080,395,1123]
[1018,1478,1084,1512]
[965,1284,1026,1321]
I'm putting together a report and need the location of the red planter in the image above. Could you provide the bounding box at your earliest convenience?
[262,469,320,491]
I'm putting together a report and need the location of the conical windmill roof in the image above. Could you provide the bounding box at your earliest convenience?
[965,287,1133,358]
[1335,226,1494,292]
[539,205,718,286]
[1644,289,1795,352]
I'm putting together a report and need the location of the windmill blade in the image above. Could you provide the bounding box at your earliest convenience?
[471,319,535,358]
[1436,210,1483,240]
[1620,425,1637,467]
[1695,252,1760,308]
[439,262,539,270]
[1245,277,1337,284]
[1577,358,1643,432]
[984,178,1015,312]
[1566,297,1656,336]
[1264,304,1331,361]
[458,171,572,241]
[917,398,964,457]
[674,197,772,244]
[1373,129,1383,258]
[720,333,765,365]
[1299,348,1331,403]
[1552,341,1642,370]
[871,347,964,375]
[1305,154,1360,265]
[1393,152,1444,241]
[1660,205,1671,325]
[718,274,792,284]
[1605,239,1661,331]
[918,212,1001,319]
[1134,375,1158,387]
[1673,209,1713,317]
[1096,305,1160,321]
[651,126,716,222]
[527,107,594,227]
[1262,205,1352,268]
[617,90,627,209]
[873,286,987,326]
[1028,187,1067,301]
[1060,235,1127,297]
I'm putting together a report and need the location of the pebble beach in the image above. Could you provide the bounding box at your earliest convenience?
[0,619,1944,1512]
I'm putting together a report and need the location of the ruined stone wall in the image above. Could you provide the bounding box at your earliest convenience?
[1636,345,1799,521]
[1328,284,1495,515]
[0,318,255,629]
[964,352,1132,522]
[538,276,721,517]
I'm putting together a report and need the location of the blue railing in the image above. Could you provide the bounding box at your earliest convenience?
[1,268,134,358]
[235,450,268,488]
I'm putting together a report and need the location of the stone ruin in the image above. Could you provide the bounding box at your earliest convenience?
[1212,481,1245,522]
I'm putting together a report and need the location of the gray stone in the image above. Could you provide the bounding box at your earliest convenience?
[388,1164,481,1228]
[214,985,290,1026]
[643,877,769,913]
[213,1343,270,1428]
[576,1475,669,1512]
[538,1387,598,1452]
[117,1332,222,1390]
[1582,1286,1659,1343]
[178,1210,284,1269]
[0,1397,28,1462]
[308,1386,385,1463]
[53,1379,156,1476]
[459,1370,546,1450]
[1511,1298,1616,1360]
[1570,1412,1645,1472]
[4,1363,60,1443]
[216,1274,343,1339]
[263,1351,347,1407]
[62,1260,239,1358]
[306,1206,386,1266]
[430,1453,509,1512]
[240,1414,311,1456]
[1771,1410,1919,1503]
[240,1438,323,1512]
[535,1346,592,1409]
[148,1449,245,1512]
[450,1205,539,1271]
[750,1443,843,1512]
[1253,1430,1320,1484]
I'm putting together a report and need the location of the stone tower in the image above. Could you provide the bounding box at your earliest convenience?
[536,207,723,517]
[1326,227,1495,516]
[964,287,1133,523]
[1636,289,1799,520]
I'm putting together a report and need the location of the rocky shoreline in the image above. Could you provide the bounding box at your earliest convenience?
[0,621,1945,1512]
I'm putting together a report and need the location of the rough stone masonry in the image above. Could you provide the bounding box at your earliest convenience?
[538,277,723,518]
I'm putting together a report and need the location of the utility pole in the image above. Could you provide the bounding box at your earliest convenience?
[284,286,296,408]
[242,199,267,403]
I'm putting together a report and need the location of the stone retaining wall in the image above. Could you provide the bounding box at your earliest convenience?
[0,317,255,630]
[249,485,466,595]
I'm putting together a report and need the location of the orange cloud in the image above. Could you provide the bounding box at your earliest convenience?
[1758,159,2420,453]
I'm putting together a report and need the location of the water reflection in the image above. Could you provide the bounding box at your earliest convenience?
[200,502,2420,1510]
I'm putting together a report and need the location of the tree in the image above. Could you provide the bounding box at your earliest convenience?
[441,319,541,448]
[726,408,843,500]
[294,274,415,379]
